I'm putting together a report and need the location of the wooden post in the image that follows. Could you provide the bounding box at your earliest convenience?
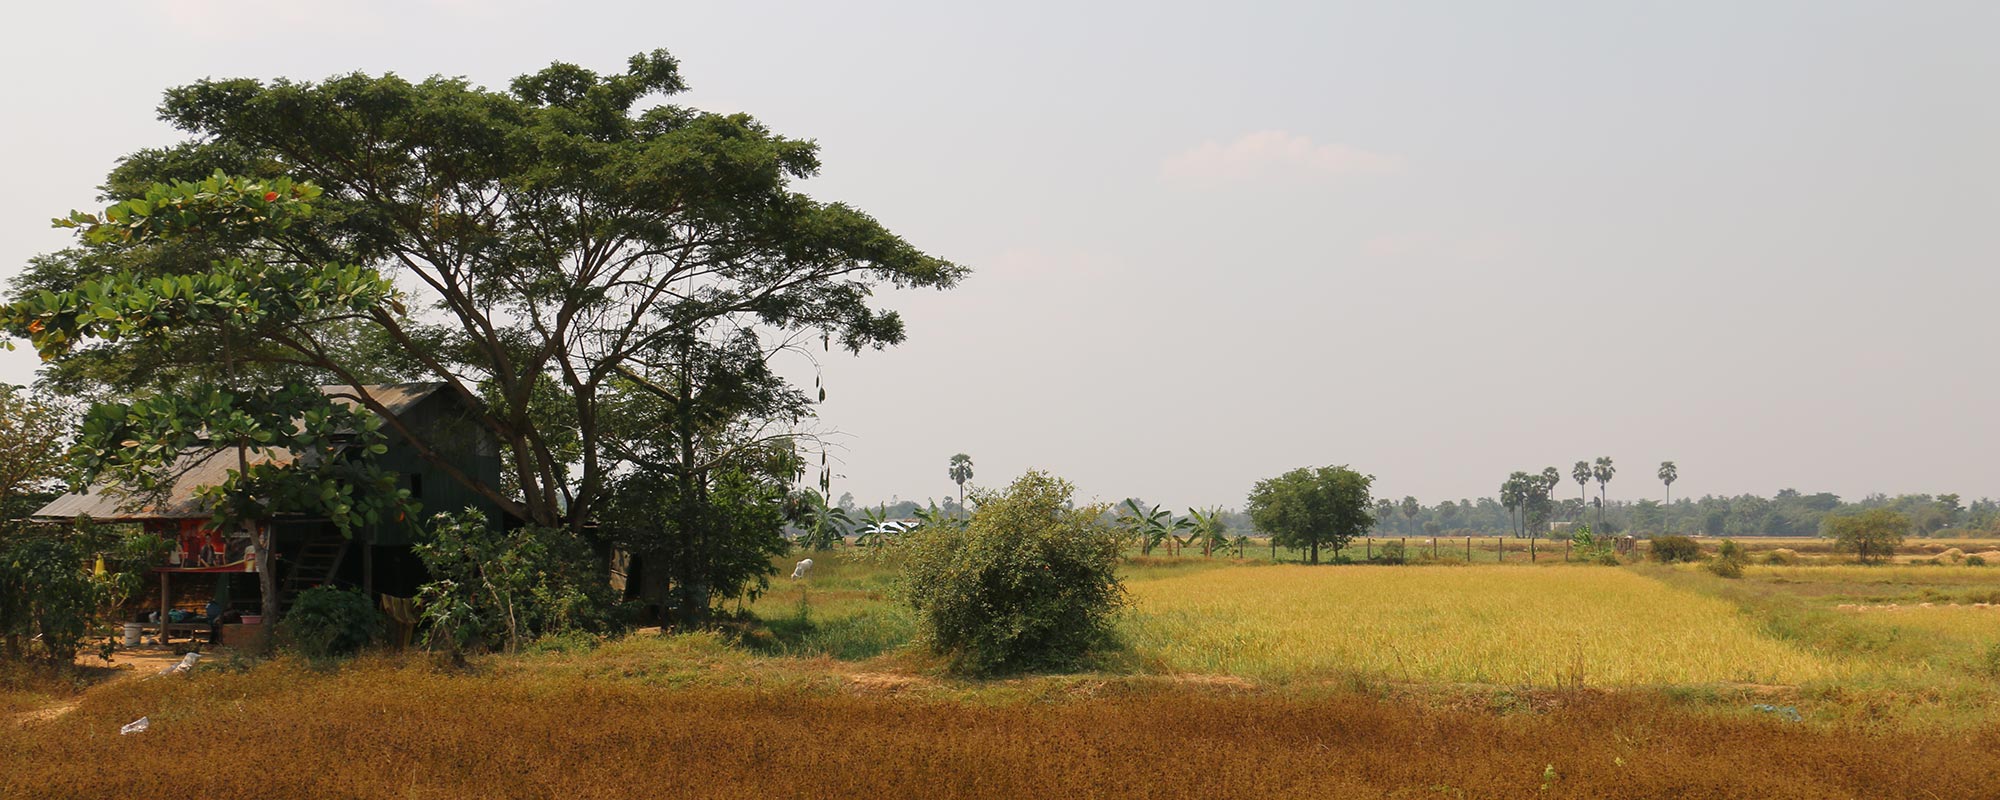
[1565,540,1572,562]
[1366,537,1372,560]
[1531,536,1537,562]
[1466,536,1472,561]
[1498,537,1503,562]
[158,571,170,645]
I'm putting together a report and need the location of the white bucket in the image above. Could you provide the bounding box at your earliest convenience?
[122,623,143,646]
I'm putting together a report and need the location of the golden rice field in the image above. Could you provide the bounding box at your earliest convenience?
[1122,565,1848,686]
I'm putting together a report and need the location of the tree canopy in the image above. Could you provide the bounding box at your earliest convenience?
[1245,465,1374,564]
[3,50,964,622]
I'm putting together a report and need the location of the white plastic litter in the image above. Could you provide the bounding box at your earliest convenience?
[159,652,201,676]
[120,716,150,735]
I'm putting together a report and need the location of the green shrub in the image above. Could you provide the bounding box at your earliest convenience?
[899,470,1126,675]
[1705,556,1744,579]
[1650,535,1701,564]
[1969,555,1987,567]
[280,586,382,660]
[415,510,628,657]
[1764,548,1801,566]
[0,520,164,665]
[1375,540,1406,565]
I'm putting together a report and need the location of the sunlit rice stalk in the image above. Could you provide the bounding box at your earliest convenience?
[1120,566,1853,686]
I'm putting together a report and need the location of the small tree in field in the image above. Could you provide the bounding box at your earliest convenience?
[1825,509,1908,564]
[1246,465,1374,564]
[899,470,1125,674]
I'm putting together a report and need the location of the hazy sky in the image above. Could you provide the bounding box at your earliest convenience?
[2,1,1995,510]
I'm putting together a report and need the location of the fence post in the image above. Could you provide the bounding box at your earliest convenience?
[1498,537,1503,562]
[1531,536,1537,562]
[1466,536,1472,561]
[1565,540,1572,562]
[1366,537,1372,560]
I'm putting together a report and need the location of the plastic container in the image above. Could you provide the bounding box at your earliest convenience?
[240,615,262,625]
[122,623,143,646]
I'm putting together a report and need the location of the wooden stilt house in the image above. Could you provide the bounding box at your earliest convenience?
[32,383,501,641]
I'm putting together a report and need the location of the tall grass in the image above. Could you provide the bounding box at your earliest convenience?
[1122,566,1847,685]
[3,656,1993,800]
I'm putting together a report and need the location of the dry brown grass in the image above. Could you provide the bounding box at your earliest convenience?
[3,656,1995,799]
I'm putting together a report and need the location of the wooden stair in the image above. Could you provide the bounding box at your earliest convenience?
[280,537,350,606]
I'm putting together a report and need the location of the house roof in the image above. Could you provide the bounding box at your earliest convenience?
[32,383,445,522]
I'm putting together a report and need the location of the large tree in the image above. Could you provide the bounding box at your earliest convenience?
[4,52,963,615]
[1825,509,1908,563]
[1658,460,1678,504]
[1246,465,1374,564]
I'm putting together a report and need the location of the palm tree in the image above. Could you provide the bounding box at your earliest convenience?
[947,453,973,516]
[1658,461,1678,505]
[1572,461,1591,505]
[1501,472,1531,538]
[1592,457,1616,531]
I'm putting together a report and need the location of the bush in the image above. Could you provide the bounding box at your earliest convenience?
[1650,535,1701,564]
[1969,555,1988,567]
[900,470,1126,674]
[1705,556,1745,579]
[0,520,164,665]
[1764,548,1801,566]
[1375,540,1406,565]
[415,510,627,657]
[280,586,382,660]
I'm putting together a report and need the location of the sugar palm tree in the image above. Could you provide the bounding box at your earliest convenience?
[1658,461,1678,505]
[1592,457,1616,531]
[947,453,973,517]
[1572,461,1591,505]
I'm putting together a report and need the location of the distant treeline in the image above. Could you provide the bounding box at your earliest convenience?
[844,490,1998,540]
[1358,490,1995,539]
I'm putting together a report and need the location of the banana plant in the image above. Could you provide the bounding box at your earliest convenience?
[1187,507,1230,558]
[854,505,894,547]
[1118,499,1190,556]
[790,489,852,551]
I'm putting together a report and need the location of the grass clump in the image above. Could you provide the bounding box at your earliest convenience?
[900,470,1126,675]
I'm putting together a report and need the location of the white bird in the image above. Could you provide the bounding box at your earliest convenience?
[791,558,814,579]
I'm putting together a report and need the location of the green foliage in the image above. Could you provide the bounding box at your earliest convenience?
[413,510,623,656]
[604,465,791,625]
[1117,500,1191,556]
[1705,554,1745,579]
[1825,509,1909,564]
[1968,555,1987,567]
[789,488,852,551]
[1650,535,1702,564]
[1569,525,1617,565]
[1246,465,1374,564]
[0,521,164,665]
[900,470,1126,674]
[279,586,382,660]
[7,50,964,575]
[1375,539,1407,565]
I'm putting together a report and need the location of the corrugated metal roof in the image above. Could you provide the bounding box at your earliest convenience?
[33,383,444,521]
